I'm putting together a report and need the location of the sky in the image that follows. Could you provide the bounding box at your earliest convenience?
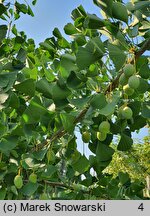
[15,0,149,146]
[16,0,101,44]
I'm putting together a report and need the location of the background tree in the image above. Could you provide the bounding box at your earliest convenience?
[104,134,150,199]
[0,0,149,200]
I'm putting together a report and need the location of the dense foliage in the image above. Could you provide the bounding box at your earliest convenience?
[0,0,149,200]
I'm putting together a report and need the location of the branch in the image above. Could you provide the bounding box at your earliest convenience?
[44,180,109,198]
[73,105,89,124]
[44,181,91,195]
[44,180,72,189]
[33,106,89,151]
[135,38,150,61]
[105,70,123,93]
[33,39,150,152]
[33,128,65,151]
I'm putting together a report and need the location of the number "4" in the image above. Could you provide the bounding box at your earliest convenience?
[138,203,144,211]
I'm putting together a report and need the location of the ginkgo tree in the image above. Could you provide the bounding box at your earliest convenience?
[0,0,149,200]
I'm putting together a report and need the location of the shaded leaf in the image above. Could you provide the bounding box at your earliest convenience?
[99,92,120,116]
[41,165,57,179]
[117,134,133,151]
[0,188,6,200]
[77,37,105,69]
[67,71,83,89]
[72,155,89,174]
[130,115,147,131]
[69,97,91,109]
[91,93,107,109]
[53,27,62,39]
[58,37,71,49]
[15,2,28,14]
[118,172,130,185]
[60,54,77,78]
[64,23,79,35]
[36,78,53,99]
[141,102,150,118]
[52,83,71,101]
[84,14,105,29]
[12,59,25,69]
[14,79,35,97]
[21,182,38,196]
[96,143,115,162]
[71,5,86,21]
[32,0,37,5]
[16,48,27,62]
[108,43,126,71]
[137,78,149,94]
[93,0,113,16]
[139,64,150,79]
[0,3,7,16]
[74,34,86,46]
[40,41,56,54]
[60,112,75,133]
[126,1,150,12]
[28,5,34,17]
[8,92,20,109]
[112,2,128,23]
[0,136,18,153]
[0,25,7,42]
[33,147,48,161]
[128,101,141,117]
[128,24,138,38]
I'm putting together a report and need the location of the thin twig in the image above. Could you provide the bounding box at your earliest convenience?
[44,180,91,195]
[44,180,72,189]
